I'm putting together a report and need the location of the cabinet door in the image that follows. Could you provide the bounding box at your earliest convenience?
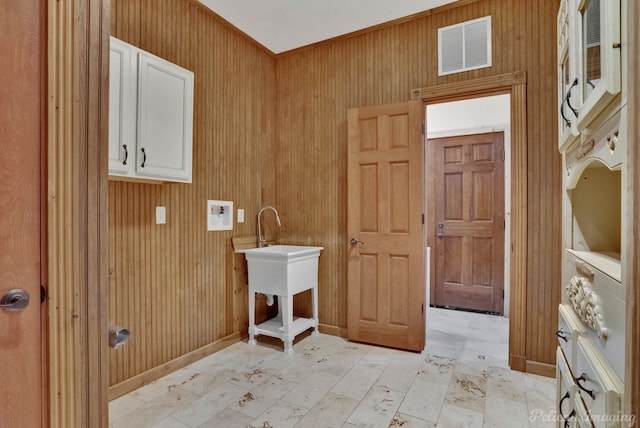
[108,37,136,176]
[575,0,621,129]
[136,53,194,182]
[558,0,580,151]
[557,348,578,428]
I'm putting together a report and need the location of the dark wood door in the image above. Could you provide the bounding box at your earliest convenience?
[0,0,45,425]
[347,100,425,351]
[428,132,505,314]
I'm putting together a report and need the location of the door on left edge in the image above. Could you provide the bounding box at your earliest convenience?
[0,0,45,426]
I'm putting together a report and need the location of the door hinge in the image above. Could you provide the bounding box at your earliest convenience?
[422,214,425,225]
[421,303,424,314]
[503,220,506,230]
[40,285,46,303]
[502,289,505,300]
[421,123,425,135]
[502,150,505,161]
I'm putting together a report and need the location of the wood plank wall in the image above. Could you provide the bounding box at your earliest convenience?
[109,0,562,390]
[275,0,561,368]
[109,0,277,388]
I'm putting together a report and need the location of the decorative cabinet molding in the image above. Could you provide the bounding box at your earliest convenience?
[566,275,609,340]
[108,36,194,183]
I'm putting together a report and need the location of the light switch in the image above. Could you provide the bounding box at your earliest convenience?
[237,209,245,223]
[156,206,166,224]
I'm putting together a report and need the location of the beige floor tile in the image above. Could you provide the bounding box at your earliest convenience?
[109,308,556,428]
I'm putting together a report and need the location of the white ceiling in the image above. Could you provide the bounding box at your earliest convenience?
[198,0,460,54]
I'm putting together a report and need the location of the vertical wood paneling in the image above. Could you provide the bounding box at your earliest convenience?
[109,0,277,390]
[276,0,561,368]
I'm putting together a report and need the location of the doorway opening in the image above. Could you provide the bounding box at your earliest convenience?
[424,93,511,317]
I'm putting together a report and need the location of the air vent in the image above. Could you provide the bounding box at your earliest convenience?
[438,16,492,76]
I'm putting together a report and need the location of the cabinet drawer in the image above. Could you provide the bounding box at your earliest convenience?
[574,337,622,428]
[557,304,585,369]
[562,250,625,379]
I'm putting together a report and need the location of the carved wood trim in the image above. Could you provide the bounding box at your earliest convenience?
[576,139,595,160]
[566,276,609,340]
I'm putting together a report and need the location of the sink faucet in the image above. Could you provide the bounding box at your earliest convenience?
[257,206,281,247]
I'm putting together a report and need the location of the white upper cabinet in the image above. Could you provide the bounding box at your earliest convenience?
[109,38,136,175]
[109,36,194,183]
[557,0,621,151]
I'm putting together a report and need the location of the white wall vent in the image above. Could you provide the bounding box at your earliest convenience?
[438,16,492,76]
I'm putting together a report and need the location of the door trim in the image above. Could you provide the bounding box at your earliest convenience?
[412,71,528,371]
[48,0,110,426]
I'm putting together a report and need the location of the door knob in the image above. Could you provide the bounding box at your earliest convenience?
[350,238,365,246]
[0,289,30,311]
[438,222,444,228]
[438,233,444,239]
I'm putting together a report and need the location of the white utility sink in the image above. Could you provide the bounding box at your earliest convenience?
[237,245,323,354]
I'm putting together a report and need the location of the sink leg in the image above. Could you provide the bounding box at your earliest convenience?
[281,294,294,354]
[311,284,320,336]
[248,289,256,346]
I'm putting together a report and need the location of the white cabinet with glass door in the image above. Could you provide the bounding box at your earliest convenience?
[557,0,621,152]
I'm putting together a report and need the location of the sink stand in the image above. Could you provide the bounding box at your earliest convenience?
[238,245,323,354]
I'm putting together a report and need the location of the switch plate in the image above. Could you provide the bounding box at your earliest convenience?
[156,206,166,224]
[237,208,245,223]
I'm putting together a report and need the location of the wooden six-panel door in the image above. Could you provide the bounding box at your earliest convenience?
[428,132,505,314]
[347,100,424,351]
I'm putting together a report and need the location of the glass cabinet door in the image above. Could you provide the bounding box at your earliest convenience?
[576,0,621,129]
[558,0,580,150]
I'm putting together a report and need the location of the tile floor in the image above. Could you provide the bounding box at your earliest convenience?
[109,308,556,428]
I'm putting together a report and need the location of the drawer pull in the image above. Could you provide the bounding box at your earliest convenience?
[559,391,575,427]
[555,329,569,342]
[575,373,595,399]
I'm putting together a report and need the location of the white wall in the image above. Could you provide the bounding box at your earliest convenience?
[426,93,510,137]
[425,94,512,317]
